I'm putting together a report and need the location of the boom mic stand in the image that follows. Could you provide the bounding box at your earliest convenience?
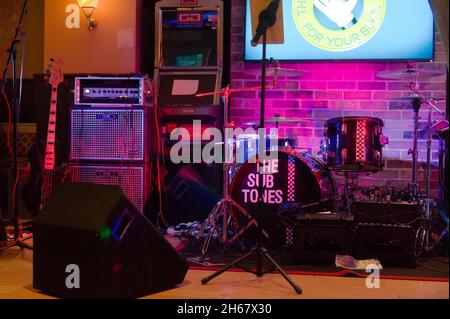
[201,0,302,294]
[0,0,32,250]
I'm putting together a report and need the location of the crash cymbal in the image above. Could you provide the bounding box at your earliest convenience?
[244,116,313,126]
[247,67,309,78]
[377,68,445,80]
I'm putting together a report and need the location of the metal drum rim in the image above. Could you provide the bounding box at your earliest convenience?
[326,116,384,126]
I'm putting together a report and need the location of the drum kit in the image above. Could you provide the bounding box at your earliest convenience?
[192,62,447,260]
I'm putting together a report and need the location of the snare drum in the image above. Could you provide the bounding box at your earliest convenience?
[324,117,385,172]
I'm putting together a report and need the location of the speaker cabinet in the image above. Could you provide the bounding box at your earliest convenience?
[164,164,220,226]
[292,215,354,265]
[355,223,417,268]
[70,108,149,162]
[69,164,149,213]
[353,201,420,225]
[33,183,189,298]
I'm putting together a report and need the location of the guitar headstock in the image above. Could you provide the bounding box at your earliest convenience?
[46,58,64,88]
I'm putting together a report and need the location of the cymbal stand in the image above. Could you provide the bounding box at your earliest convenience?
[200,1,302,294]
[408,96,421,199]
[194,87,251,262]
[407,78,445,253]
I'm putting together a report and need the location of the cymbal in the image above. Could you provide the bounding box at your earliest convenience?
[247,67,309,78]
[431,120,449,134]
[244,116,313,126]
[376,68,445,80]
[390,94,446,103]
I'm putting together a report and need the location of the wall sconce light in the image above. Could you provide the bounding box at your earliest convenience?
[77,0,99,31]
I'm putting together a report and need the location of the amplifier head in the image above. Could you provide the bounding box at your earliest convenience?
[74,76,153,107]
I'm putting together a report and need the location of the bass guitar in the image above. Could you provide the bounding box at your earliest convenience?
[22,58,65,215]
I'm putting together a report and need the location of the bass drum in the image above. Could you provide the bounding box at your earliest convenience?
[230,151,335,247]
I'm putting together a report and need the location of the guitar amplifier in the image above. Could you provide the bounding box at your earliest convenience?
[355,223,417,268]
[70,108,151,162]
[353,200,420,225]
[68,164,150,213]
[292,214,354,265]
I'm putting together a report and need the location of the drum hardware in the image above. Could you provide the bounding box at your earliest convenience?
[201,2,303,294]
[195,83,277,99]
[390,95,446,104]
[343,172,359,216]
[423,116,449,253]
[193,84,276,262]
[380,62,446,255]
[407,89,444,256]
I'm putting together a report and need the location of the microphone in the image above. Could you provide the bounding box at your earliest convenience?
[251,0,280,47]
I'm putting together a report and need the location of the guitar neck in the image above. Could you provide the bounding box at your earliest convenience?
[44,86,58,171]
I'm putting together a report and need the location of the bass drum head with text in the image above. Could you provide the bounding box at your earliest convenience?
[230,151,335,247]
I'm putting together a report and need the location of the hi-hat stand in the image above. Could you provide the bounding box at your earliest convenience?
[200,0,302,294]
[0,0,32,250]
[406,81,445,255]
[194,86,260,261]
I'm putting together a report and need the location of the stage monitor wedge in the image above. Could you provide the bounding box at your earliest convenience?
[33,183,189,299]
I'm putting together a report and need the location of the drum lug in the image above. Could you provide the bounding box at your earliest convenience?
[381,134,389,146]
[375,150,381,160]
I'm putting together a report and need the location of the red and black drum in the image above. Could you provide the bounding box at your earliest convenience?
[323,117,386,172]
[230,151,335,247]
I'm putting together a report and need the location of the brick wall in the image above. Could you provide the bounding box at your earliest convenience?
[229,0,447,194]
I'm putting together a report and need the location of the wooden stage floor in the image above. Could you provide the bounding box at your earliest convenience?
[0,244,448,299]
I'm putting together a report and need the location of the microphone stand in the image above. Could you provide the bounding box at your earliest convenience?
[201,1,302,294]
[0,0,32,250]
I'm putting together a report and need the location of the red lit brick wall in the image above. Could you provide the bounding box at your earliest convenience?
[229,0,447,194]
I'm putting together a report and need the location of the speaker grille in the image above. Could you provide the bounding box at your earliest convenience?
[69,165,145,212]
[71,109,145,161]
